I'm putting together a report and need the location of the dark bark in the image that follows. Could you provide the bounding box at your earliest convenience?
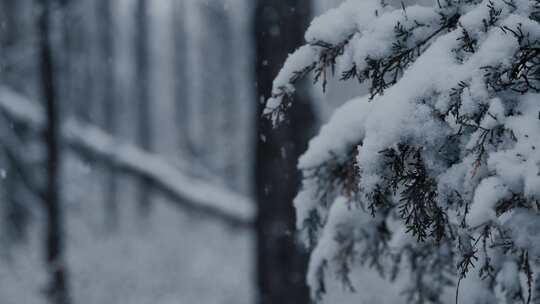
[254,1,316,304]
[135,0,153,214]
[97,0,118,228]
[36,1,71,303]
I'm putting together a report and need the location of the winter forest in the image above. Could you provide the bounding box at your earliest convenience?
[3,0,540,303]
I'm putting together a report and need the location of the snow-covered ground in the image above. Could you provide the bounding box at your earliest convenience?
[0,157,254,304]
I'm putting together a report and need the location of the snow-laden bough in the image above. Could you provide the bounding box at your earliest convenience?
[266,0,540,303]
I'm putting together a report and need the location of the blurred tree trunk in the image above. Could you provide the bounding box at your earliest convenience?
[204,3,236,187]
[0,0,34,91]
[173,0,193,158]
[0,0,28,242]
[37,1,71,303]
[0,127,31,242]
[215,10,238,189]
[0,1,20,68]
[135,0,153,215]
[97,0,118,228]
[71,1,96,124]
[61,0,96,164]
[60,2,74,118]
[254,1,316,304]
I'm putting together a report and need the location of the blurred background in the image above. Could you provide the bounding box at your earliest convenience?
[0,0,357,303]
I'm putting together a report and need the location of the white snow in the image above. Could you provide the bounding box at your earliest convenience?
[0,159,254,304]
[469,176,511,227]
[298,96,372,169]
[269,0,540,302]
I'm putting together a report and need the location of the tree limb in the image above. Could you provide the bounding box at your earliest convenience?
[0,86,255,228]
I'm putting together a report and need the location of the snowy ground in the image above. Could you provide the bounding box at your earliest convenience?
[0,157,254,304]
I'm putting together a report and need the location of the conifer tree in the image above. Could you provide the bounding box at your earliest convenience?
[266,0,540,303]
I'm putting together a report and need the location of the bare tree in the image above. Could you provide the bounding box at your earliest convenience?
[254,1,316,304]
[36,0,71,303]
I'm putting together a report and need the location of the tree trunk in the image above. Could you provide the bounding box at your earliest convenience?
[0,0,31,91]
[254,1,316,304]
[37,1,71,303]
[97,0,118,228]
[0,0,28,243]
[135,0,153,215]
[74,1,96,123]
[173,0,192,158]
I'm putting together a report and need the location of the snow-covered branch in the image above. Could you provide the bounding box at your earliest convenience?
[0,86,255,228]
[272,0,540,302]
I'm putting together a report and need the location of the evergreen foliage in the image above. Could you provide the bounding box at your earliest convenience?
[266,0,540,303]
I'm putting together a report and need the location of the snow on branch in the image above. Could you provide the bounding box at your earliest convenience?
[271,0,540,302]
[264,0,461,124]
[0,86,255,228]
